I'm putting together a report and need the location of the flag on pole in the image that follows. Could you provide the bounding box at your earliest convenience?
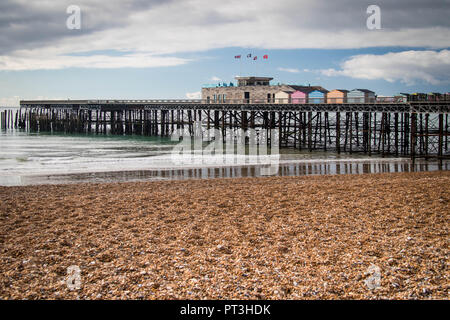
[263,54,268,59]
[253,56,257,60]
[234,55,241,59]
[247,53,252,58]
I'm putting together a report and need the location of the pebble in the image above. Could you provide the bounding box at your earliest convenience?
[0,171,447,299]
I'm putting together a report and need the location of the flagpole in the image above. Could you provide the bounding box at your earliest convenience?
[238,59,242,75]
[263,57,267,74]
[262,54,268,77]
[240,57,242,77]
[263,56,265,76]
[235,55,242,78]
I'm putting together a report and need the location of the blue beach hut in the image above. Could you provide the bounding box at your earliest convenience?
[308,90,326,104]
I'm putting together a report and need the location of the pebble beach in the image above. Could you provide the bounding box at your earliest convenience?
[0,171,448,299]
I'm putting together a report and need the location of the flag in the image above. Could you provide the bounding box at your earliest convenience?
[263,54,268,59]
[247,53,252,58]
[253,56,257,60]
[234,55,241,59]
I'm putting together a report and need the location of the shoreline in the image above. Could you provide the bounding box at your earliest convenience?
[1,158,449,187]
[1,171,449,299]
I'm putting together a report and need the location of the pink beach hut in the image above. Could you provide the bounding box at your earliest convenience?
[291,90,308,104]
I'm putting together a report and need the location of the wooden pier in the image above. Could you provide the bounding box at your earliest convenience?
[4,99,449,162]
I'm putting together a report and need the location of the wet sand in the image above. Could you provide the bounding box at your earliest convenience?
[3,159,449,186]
[0,171,448,299]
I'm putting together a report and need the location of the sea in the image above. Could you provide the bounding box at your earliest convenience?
[0,107,448,186]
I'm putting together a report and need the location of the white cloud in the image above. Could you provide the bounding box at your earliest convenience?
[185,91,201,99]
[0,51,189,71]
[210,76,222,81]
[278,67,300,73]
[1,0,450,70]
[320,50,450,85]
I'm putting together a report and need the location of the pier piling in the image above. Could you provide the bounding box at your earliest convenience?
[10,99,449,161]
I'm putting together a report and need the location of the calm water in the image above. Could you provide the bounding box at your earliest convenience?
[0,108,448,186]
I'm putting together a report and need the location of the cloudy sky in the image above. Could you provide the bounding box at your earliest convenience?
[1,0,449,105]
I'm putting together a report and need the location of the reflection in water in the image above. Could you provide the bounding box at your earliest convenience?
[1,127,449,186]
[19,160,449,185]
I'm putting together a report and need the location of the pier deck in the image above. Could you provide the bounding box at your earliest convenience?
[19,99,450,113]
[1,99,448,162]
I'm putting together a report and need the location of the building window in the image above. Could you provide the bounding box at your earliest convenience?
[223,94,226,103]
[244,92,250,103]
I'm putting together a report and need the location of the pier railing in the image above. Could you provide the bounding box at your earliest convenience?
[20,97,450,106]
[3,98,448,162]
[20,97,409,105]
[19,98,450,114]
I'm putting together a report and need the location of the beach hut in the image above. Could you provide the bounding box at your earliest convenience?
[308,90,326,104]
[347,89,376,103]
[291,90,308,104]
[393,94,408,103]
[376,96,395,103]
[427,92,442,101]
[327,89,348,104]
[400,93,412,102]
[409,92,427,101]
[274,90,293,104]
